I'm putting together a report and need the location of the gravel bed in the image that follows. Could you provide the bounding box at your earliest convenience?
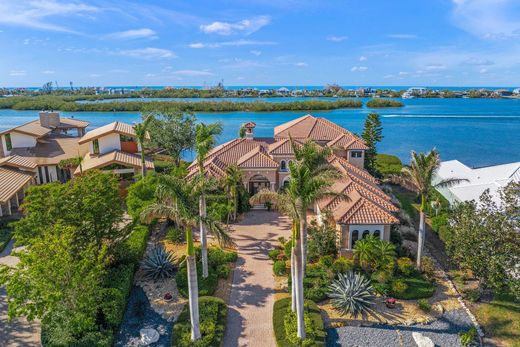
[327,309,474,347]
[114,286,173,347]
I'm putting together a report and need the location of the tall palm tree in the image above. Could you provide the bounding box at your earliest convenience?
[134,115,154,177]
[223,165,243,223]
[195,122,223,278]
[395,149,467,268]
[291,138,342,270]
[140,175,233,342]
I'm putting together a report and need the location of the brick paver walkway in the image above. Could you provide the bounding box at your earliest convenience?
[223,211,291,347]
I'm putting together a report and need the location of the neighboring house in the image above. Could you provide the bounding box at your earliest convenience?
[0,112,154,216]
[187,114,398,257]
[435,160,520,205]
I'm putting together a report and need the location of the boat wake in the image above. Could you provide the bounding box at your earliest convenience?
[383,114,520,119]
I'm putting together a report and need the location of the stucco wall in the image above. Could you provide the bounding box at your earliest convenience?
[347,150,365,169]
[241,169,278,191]
[10,132,37,149]
[90,133,121,155]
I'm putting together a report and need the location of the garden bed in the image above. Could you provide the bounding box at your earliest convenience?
[0,227,13,253]
[392,273,436,300]
[171,296,227,347]
[273,297,326,347]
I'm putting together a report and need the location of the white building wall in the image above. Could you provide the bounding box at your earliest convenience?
[347,224,384,249]
[90,133,121,155]
[10,132,37,149]
[36,165,59,184]
[1,135,8,156]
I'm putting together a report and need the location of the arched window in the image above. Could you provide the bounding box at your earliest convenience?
[280,160,287,172]
[351,230,359,248]
[362,230,370,239]
[373,230,381,239]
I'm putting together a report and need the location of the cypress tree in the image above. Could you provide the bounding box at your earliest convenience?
[361,112,383,175]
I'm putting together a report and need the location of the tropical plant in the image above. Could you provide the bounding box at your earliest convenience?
[142,247,177,280]
[361,112,383,175]
[194,122,223,279]
[222,165,243,222]
[393,149,467,268]
[134,115,154,177]
[140,175,233,342]
[353,236,396,273]
[328,271,374,317]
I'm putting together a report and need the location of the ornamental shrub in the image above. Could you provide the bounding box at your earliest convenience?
[166,227,185,244]
[397,257,415,276]
[268,249,281,261]
[417,298,431,312]
[319,255,334,267]
[391,279,408,296]
[332,257,354,274]
[420,256,436,279]
[459,327,477,347]
[273,260,286,276]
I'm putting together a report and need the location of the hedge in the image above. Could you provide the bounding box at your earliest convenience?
[0,227,13,253]
[391,273,436,300]
[273,297,326,347]
[171,296,227,347]
[112,224,151,268]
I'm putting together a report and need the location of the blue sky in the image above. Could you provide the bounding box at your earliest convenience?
[2,0,520,87]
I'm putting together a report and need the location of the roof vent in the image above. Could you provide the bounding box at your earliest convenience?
[243,122,256,140]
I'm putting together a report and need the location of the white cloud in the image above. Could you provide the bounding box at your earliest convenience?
[0,0,99,32]
[480,68,488,74]
[398,71,409,76]
[173,70,215,76]
[105,28,157,40]
[464,57,494,65]
[9,70,26,76]
[451,0,520,39]
[386,34,417,39]
[326,35,348,42]
[118,47,176,59]
[188,40,276,49]
[145,73,156,77]
[359,56,367,62]
[89,73,101,77]
[41,70,55,74]
[250,50,262,56]
[295,62,308,67]
[200,16,270,35]
[426,63,447,70]
[351,66,368,72]
[383,74,395,79]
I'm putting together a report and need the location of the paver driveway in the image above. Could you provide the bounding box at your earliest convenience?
[223,211,291,347]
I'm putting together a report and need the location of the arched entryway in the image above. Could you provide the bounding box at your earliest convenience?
[249,174,270,195]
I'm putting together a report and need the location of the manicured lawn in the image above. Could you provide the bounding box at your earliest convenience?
[476,293,520,347]
[393,273,436,300]
[0,228,13,253]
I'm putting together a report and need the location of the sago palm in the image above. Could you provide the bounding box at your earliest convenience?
[194,122,223,278]
[134,115,153,177]
[395,149,467,268]
[140,175,232,342]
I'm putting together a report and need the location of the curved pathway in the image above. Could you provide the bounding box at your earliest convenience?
[223,211,291,347]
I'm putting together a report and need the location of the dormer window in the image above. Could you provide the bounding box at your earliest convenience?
[92,139,100,154]
[5,133,12,151]
[280,160,287,172]
[350,151,362,158]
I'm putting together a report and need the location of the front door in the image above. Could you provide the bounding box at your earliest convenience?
[248,175,271,195]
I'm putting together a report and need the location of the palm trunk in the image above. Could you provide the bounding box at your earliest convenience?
[140,146,146,177]
[186,226,201,341]
[295,220,306,339]
[199,194,209,278]
[233,189,238,221]
[291,221,297,312]
[417,195,426,269]
[300,210,308,274]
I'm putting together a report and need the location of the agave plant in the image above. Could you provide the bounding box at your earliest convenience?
[328,271,374,317]
[142,247,177,280]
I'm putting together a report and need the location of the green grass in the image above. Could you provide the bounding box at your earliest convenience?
[273,297,326,347]
[394,192,419,219]
[171,296,227,347]
[375,154,403,177]
[0,228,13,253]
[392,273,436,300]
[476,293,520,347]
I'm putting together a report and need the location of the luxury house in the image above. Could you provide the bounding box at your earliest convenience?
[0,112,154,216]
[187,115,399,256]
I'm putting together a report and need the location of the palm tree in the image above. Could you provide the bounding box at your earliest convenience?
[395,149,467,268]
[140,175,233,342]
[223,165,243,223]
[134,115,154,177]
[195,122,223,278]
[291,138,343,270]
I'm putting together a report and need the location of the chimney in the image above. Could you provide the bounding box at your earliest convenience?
[243,122,256,140]
[39,111,60,128]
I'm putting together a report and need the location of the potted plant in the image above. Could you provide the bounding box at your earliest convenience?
[264,201,272,211]
[164,292,173,302]
[386,298,396,309]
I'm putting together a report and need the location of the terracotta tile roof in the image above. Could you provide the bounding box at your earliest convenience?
[268,138,303,156]
[58,117,90,128]
[10,135,89,166]
[243,121,256,128]
[0,155,37,170]
[330,156,379,184]
[0,167,34,203]
[75,150,154,174]
[274,114,363,143]
[323,189,398,225]
[327,134,368,150]
[78,121,146,144]
[237,146,279,168]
